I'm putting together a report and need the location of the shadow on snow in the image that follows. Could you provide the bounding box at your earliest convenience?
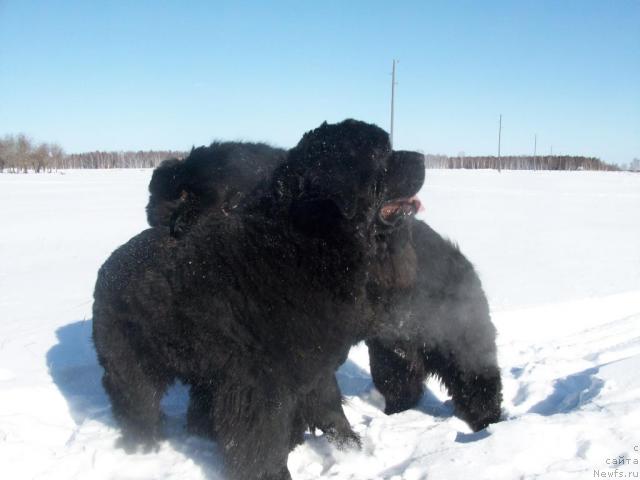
[46,320,463,476]
[528,367,604,416]
[46,320,223,476]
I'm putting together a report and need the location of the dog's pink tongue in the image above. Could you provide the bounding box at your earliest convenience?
[380,196,424,221]
[409,196,424,214]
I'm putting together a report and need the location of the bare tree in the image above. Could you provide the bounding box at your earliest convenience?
[0,134,64,173]
[15,134,33,173]
[48,143,65,172]
[0,137,7,173]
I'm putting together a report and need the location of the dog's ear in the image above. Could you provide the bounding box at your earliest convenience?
[149,158,184,197]
[385,151,425,200]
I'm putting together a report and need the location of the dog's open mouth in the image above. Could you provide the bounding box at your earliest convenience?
[379,196,422,225]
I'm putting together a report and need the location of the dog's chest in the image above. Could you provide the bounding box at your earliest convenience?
[369,241,418,292]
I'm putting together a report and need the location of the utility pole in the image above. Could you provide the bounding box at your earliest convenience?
[534,134,537,170]
[497,114,502,172]
[390,59,398,148]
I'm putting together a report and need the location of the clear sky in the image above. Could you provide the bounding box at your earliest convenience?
[1,0,638,165]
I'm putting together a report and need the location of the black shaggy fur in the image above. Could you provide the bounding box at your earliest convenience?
[144,134,503,434]
[366,217,502,431]
[92,119,425,480]
[146,142,285,236]
[146,140,362,447]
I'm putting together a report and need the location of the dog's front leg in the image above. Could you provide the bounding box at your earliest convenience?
[303,372,361,449]
[367,338,426,415]
[212,374,298,480]
[421,343,503,432]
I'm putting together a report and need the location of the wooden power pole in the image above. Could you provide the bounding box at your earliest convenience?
[497,114,502,172]
[390,59,398,148]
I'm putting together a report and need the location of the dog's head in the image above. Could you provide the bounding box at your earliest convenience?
[181,143,285,209]
[377,150,425,230]
[273,119,424,240]
[146,142,286,235]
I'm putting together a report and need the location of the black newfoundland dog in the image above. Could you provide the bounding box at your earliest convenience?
[146,142,365,448]
[92,119,425,480]
[145,129,503,434]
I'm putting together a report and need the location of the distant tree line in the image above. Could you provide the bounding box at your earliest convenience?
[424,154,620,171]
[0,133,626,173]
[65,150,186,169]
[0,134,185,173]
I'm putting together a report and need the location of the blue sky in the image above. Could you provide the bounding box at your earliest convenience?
[0,1,638,165]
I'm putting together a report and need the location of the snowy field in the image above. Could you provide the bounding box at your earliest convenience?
[1,169,639,480]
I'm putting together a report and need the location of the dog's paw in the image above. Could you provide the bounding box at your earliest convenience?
[325,426,362,450]
[116,433,161,454]
[455,390,503,432]
[463,399,504,432]
[259,468,293,480]
[462,408,501,432]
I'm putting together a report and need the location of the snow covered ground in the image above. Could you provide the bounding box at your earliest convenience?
[1,169,639,479]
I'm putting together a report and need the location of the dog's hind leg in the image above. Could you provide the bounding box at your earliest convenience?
[367,338,426,415]
[94,323,170,452]
[212,374,298,480]
[421,343,502,431]
[186,381,216,438]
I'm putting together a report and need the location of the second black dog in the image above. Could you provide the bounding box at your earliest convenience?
[366,215,502,431]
